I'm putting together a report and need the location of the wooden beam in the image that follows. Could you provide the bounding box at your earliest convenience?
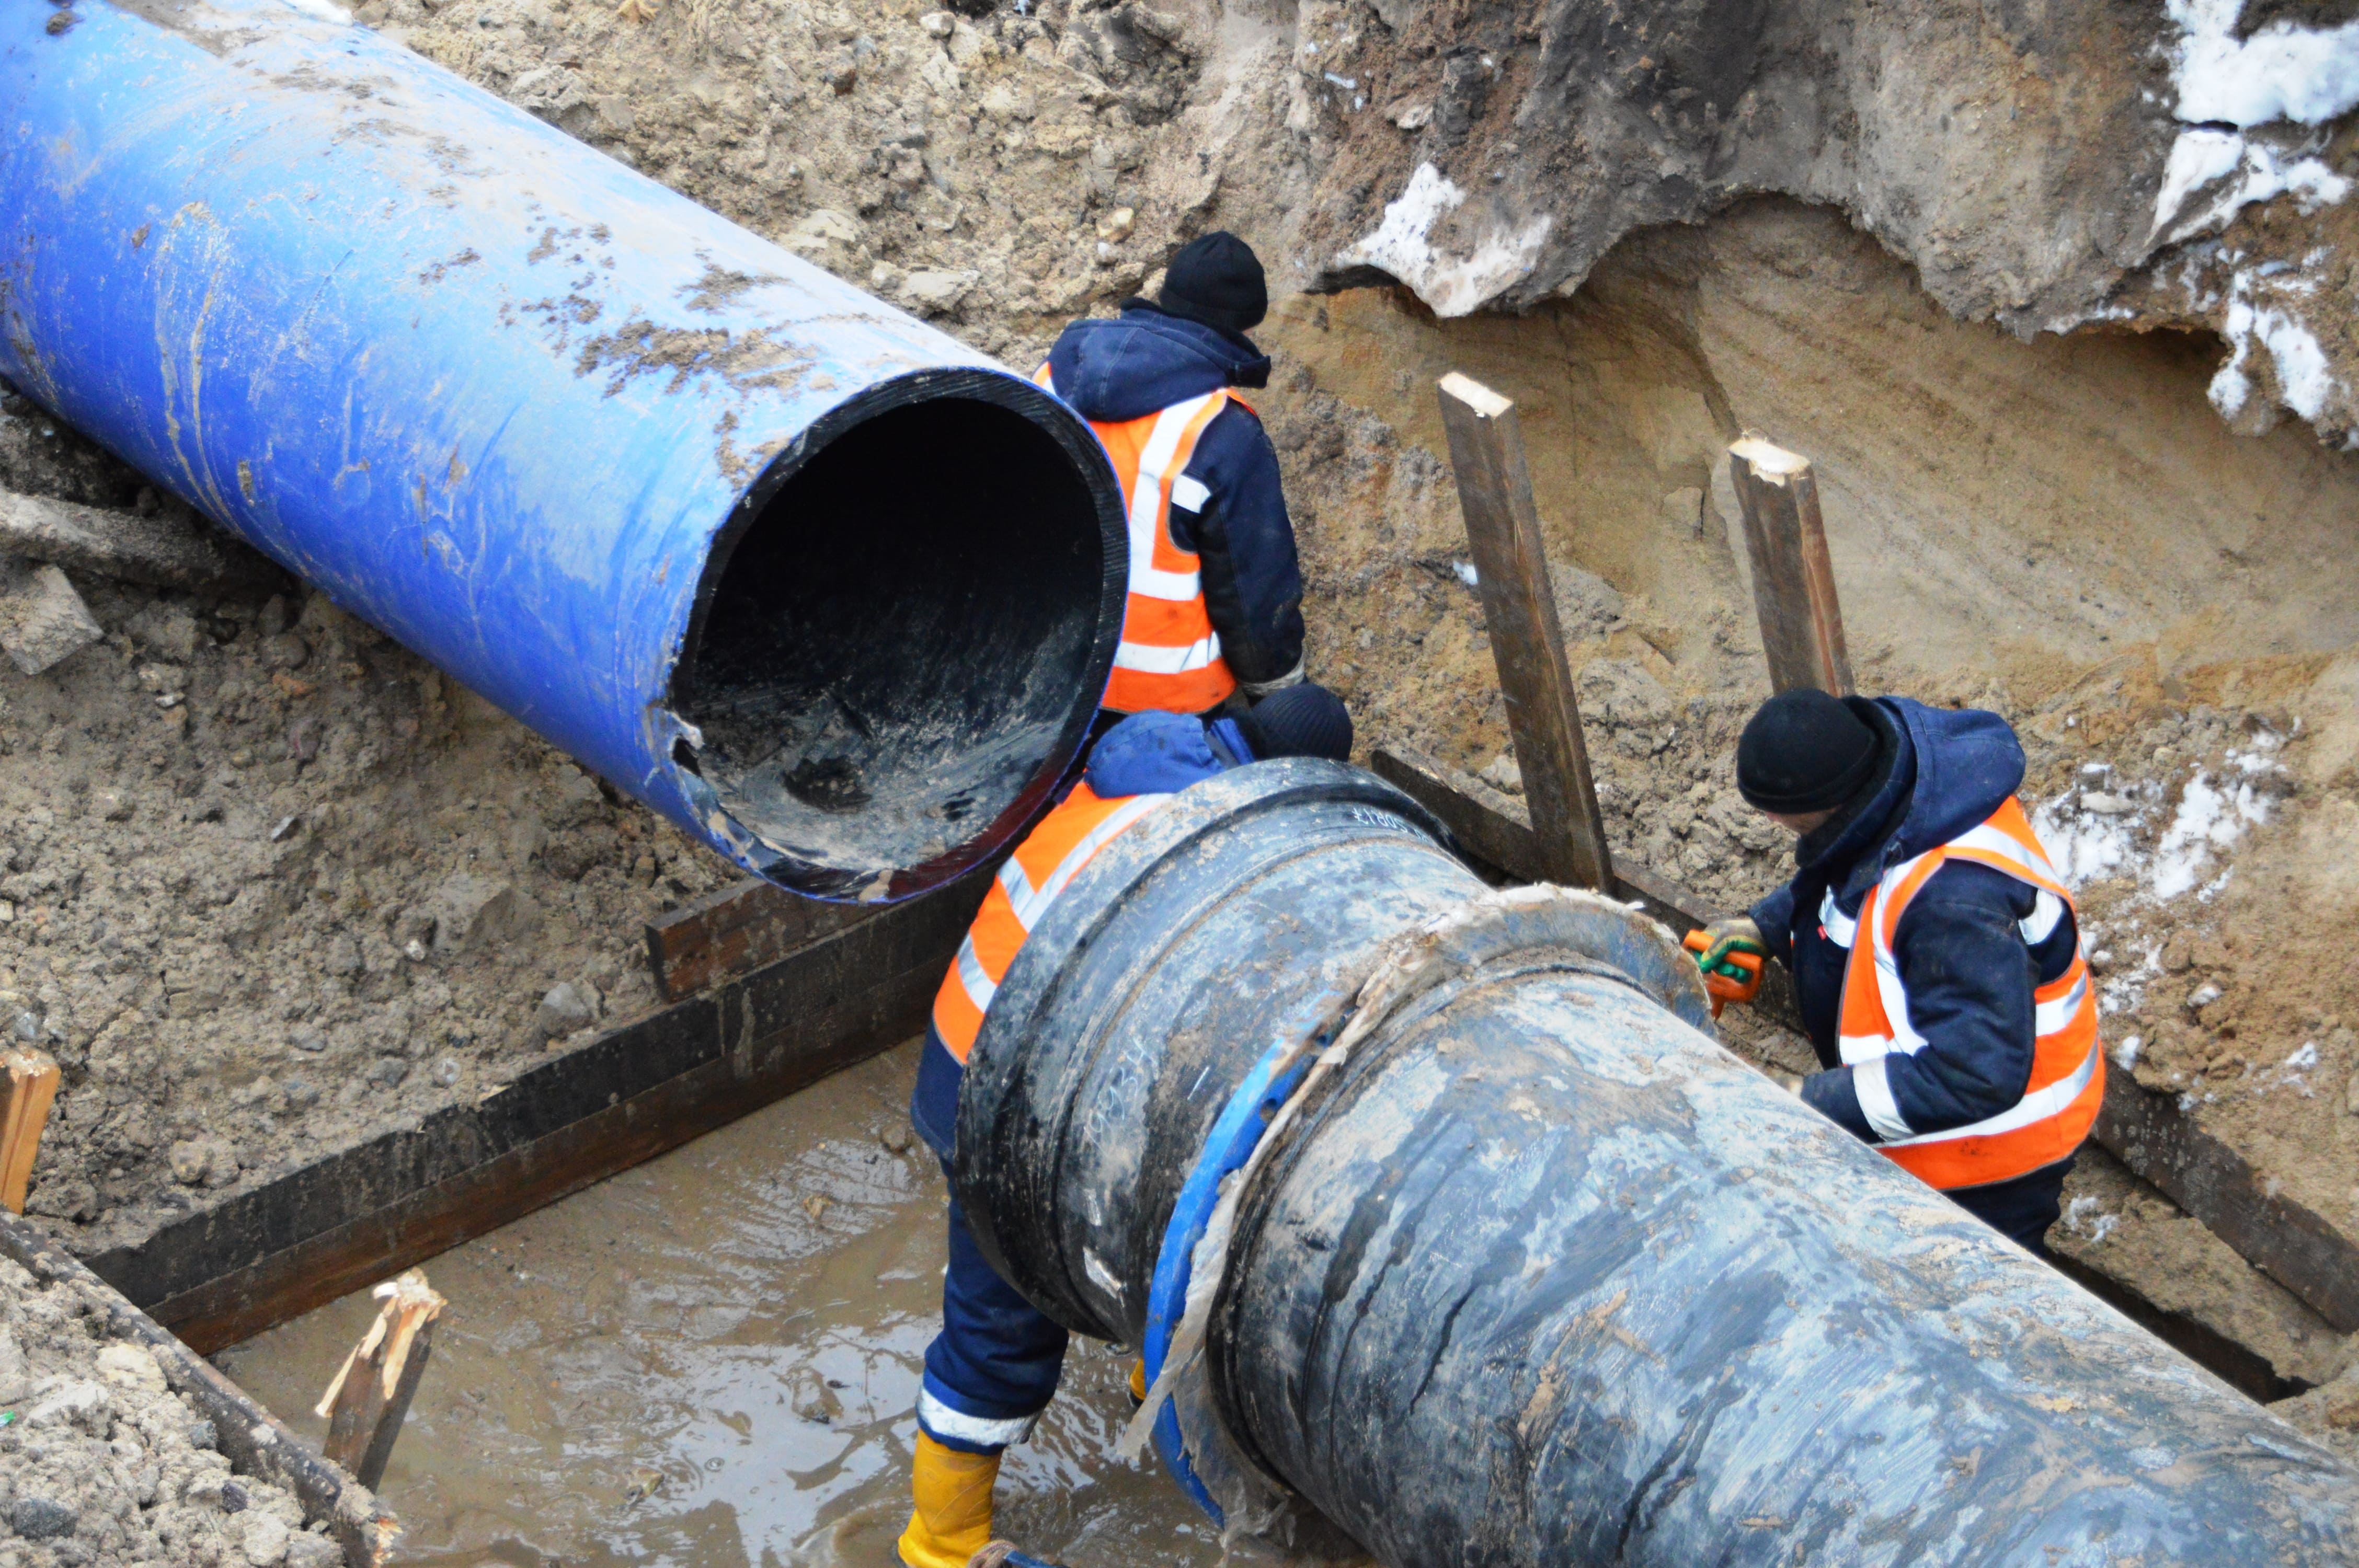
[645,877,879,1001]
[1435,372,1612,890]
[85,871,987,1351]
[1726,435,1853,697]
[0,1207,401,1566]
[1,1047,60,1214]
[1369,745,1804,1032]
[317,1270,446,1489]
[2094,1071,2359,1333]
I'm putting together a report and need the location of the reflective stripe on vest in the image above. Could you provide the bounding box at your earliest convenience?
[1827,795,2103,1191]
[1035,362,1239,714]
[931,783,1170,1063]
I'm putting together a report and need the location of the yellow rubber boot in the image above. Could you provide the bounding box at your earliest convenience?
[898,1433,1001,1568]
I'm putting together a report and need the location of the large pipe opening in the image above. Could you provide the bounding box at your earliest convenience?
[677,373,1125,897]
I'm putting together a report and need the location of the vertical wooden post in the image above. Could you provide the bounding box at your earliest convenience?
[1435,372,1612,891]
[316,1270,446,1489]
[1,1048,60,1215]
[1726,434,1853,696]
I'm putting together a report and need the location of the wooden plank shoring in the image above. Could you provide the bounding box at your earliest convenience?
[84,871,986,1352]
[1436,372,1613,890]
[1726,435,1853,697]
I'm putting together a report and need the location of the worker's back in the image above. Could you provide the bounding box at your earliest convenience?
[1035,234,1307,717]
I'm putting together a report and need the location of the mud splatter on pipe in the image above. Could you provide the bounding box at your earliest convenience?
[957,762,2359,1564]
[0,0,1126,899]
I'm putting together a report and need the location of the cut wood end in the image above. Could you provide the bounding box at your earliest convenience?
[374,1269,445,1400]
[1728,434,1810,480]
[1437,371,1514,418]
[373,1268,448,1318]
[3,1047,60,1086]
[313,1342,365,1421]
[2,1047,62,1215]
[316,1269,448,1416]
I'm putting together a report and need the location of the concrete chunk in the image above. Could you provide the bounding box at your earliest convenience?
[429,873,532,954]
[534,981,598,1039]
[0,486,284,592]
[0,558,104,674]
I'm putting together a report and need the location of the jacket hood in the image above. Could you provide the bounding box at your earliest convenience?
[1884,697,2025,857]
[1046,305,1273,424]
[1084,710,1235,797]
[1806,697,2024,904]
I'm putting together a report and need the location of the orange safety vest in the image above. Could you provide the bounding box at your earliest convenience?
[931,782,1171,1063]
[1035,362,1240,715]
[1825,797,2103,1191]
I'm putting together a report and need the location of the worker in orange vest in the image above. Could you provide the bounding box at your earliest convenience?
[1691,689,2102,1253]
[898,686,1354,1568]
[1035,232,1305,724]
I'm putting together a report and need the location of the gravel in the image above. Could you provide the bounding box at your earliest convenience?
[0,1254,353,1567]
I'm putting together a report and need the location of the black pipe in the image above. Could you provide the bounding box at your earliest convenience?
[956,762,2359,1564]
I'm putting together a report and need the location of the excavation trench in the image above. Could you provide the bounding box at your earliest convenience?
[220,1045,1261,1568]
[10,72,2359,1559]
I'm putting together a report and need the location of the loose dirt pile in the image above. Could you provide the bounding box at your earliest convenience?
[0,391,737,1255]
[0,1254,347,1567]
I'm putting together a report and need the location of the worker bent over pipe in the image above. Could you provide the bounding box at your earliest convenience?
[1691,689,2102,1249]
[898,687,1355,1568]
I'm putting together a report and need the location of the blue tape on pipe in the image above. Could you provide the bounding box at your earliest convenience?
[0,0,1124,899]
[1141,1035,1314,1524]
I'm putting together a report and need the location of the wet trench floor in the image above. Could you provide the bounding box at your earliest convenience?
[220,1042,1291,1568]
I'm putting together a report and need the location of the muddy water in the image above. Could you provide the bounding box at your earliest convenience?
[223,1043,1317,1567]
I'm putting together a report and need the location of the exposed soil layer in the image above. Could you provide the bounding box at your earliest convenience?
[1284,0,2359,446]
[221,1043,1369,1567]
[0,1253,349,1568]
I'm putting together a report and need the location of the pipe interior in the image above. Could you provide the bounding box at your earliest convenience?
[677,395,1108,892]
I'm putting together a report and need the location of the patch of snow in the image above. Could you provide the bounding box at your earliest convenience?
[2164,0,2359,129]
[2031,789,2145,886]
[2151,128,2348,245]
[2151,6,2357,436]
[2208,274,2339,421]
[2063,1194,2120,1245]
[2151,767,2275,898]
[1335,162,1553,317]
[2257,1040,2321,1097]
[1452,559,1479,587]
[2114,1033,2144,1069]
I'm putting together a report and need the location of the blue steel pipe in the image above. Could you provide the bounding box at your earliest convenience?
[0,0,1127,899]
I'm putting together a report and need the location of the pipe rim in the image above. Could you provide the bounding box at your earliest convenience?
[673,364,1128,900]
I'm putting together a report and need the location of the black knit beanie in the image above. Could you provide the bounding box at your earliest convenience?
[1159,232,1268,337]
[1235,683,1353,763]
[1735,690,1882,814]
